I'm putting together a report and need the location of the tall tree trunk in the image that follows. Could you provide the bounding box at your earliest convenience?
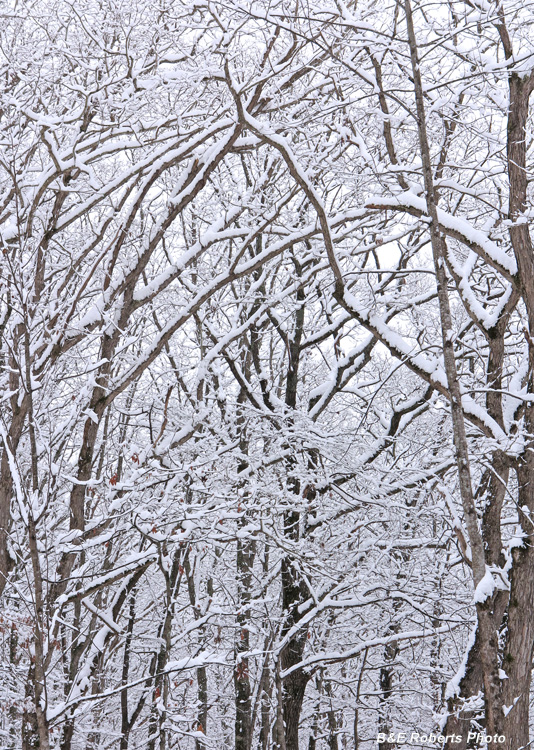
[280,547,310,750]
[325,680,339,750]
[404,0,504,733]
[22,322,50,750]
[148,548,184,750]
[280,279,311,750]
[444,459,509,744]
[119,592,136,750]
[0,323,28,600]
[184,548,210,747]
[496,24,534,748]
[273,659,287,750]
[501,464,534,747]
[378,639,398,750]
[235,535,254,750]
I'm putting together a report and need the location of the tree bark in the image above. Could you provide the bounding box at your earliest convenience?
[234,536,254,750]
[501,464,534,747]
[496,21,534,746]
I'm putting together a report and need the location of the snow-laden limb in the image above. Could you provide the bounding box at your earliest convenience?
[280,622,462,678]
[366,191,517,280]
[47,644,230,723]
[339,288,508,442]
[225,70,345,289]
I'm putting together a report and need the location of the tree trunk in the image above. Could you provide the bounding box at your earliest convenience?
[404,0,504,732]
[235,536,254,750]
[501,463,534,748]
[378,640,398,750]
[280,549,310,750]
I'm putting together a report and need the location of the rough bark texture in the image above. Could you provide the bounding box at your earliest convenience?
[280,552,310,750]
[280,287,313,750]
[502,464,534,746]
[498,27,534,746]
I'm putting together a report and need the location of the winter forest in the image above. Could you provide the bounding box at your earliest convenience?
[4,0,534,748]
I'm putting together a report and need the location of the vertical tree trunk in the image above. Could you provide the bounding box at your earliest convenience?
[378,640,398,750]
[308,673,322,750]
[273,660,287,750]
[501,464,534,748]
[280,280,311,750]
[257,581,272,750]
[233,376,254,750]
[196,664,209,744]
[280,551,310,750]
[353,649,368,750]
[325,680,339,750]
[0,324,28,600]
[148,548,184,750]
[234,534,254,750]
[496,26,534,748]
[259,679,271,750]
[22,322,50,750]
[119,593,136,750]
[403,0,504,733]
[184,547,210,747]
[0,414,25,598]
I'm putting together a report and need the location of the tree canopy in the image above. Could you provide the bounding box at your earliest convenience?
[1,1,534,748]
